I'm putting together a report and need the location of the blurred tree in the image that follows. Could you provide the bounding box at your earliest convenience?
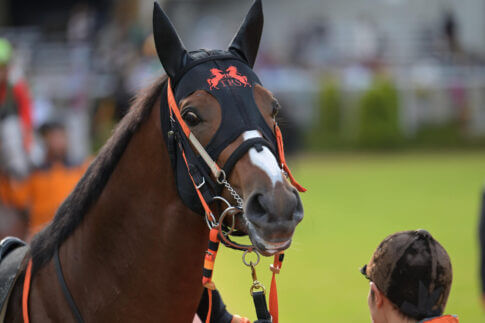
[357,77,402,149]
[307,77,343,150]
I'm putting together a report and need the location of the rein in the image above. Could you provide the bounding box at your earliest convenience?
[21,78,305,323]
[53,248,84,323]
[21,260,32,323]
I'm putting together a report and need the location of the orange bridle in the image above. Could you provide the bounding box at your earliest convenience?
[167,79,305,323]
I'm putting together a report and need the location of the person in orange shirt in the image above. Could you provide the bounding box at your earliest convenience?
[16,122,89,236]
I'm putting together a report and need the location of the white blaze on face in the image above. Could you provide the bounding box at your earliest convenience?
[242,130,283,187]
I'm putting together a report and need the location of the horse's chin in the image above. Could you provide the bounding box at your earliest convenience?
[227,214,293,256]
[246,222,293,256]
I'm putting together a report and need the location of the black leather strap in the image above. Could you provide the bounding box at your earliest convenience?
[252,291,272,322]
[54,247,84,323]
[222,137,275,178]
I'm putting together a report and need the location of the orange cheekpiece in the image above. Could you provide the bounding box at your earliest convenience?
[202,228,220,289]
[167,79,190,137]
[274,125,306,193]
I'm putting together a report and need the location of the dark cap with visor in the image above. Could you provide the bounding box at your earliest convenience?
[361,230,452,320]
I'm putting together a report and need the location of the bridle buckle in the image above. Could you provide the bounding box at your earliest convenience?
[195,177,205,190]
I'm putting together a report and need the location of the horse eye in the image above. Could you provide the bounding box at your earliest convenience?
[272,102,281,119]
[182,111,202,127]
[272,107,279,118]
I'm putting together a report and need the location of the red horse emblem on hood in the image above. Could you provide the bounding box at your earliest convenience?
[207,66,251,90]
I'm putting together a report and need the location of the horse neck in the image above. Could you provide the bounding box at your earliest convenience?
[30,99,209,322]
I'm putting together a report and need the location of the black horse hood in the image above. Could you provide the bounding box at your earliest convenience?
[153,1,277,215]
[172,51,276,161]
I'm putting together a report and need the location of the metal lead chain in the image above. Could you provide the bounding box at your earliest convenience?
[215,170,244,209]
[221,179,244,209]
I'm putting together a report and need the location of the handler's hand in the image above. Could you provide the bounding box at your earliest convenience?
[231,315,251,323]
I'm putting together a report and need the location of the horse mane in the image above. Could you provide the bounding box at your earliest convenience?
[30,75,167,272]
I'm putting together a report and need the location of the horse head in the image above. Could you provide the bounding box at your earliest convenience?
[153,0,304,256]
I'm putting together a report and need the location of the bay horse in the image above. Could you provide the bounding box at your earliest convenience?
[4,1,304,322]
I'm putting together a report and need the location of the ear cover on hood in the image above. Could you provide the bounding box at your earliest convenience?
[153,2,189,79]
[228,0,264,67]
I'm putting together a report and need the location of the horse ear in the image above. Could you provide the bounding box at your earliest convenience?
[153,2,188,79]
[228,0,263,68]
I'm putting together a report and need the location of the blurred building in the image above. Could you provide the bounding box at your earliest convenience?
[162,0,485,143]
[1,0,485,154]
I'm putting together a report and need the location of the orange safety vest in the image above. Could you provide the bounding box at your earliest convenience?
[0,174,25,209]
[421,315,459,323]
[12,160,89,235]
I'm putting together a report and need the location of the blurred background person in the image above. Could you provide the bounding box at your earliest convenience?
[0,37,32,237]
[0,38,32,161]
[12,121,89,237]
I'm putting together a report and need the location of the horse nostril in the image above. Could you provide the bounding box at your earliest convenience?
[245,188,303,224]
[292,189,304,223]
[246,193,267,220]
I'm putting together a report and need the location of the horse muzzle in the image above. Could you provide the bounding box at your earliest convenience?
[244,184,303,256]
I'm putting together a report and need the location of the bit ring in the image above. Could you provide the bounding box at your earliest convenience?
[242,250,260,267]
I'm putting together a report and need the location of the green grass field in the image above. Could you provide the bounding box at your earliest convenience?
[212,151,485,322]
